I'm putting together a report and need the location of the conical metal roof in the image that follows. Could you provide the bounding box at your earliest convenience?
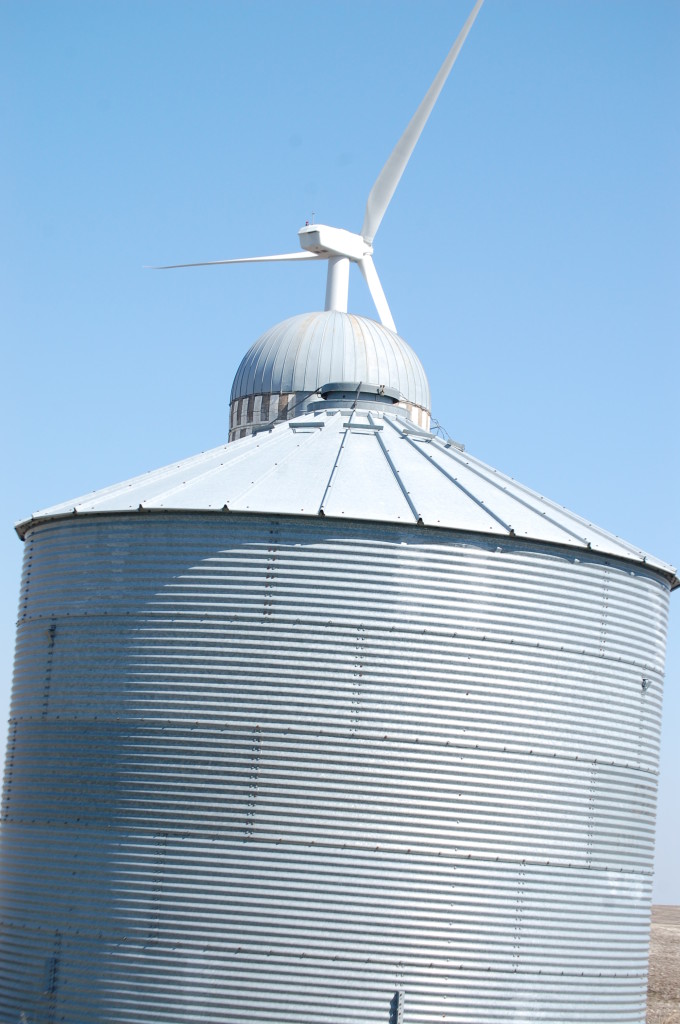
[17,407,677,587]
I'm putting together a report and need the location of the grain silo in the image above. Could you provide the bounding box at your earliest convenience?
[1,3,675,1023]
[1,307,675,1024]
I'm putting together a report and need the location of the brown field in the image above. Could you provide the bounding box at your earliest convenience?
[648,906,680,1024]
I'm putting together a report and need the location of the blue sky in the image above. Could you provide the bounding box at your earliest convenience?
[1,1,678,901]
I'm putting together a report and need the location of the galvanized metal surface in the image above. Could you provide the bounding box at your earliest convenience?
[0,512,670,1023]
[18,408,677,585]
[228,312,431,439]
[230,312,430,408]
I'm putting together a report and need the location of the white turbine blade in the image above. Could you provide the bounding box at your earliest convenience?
[358,256,397,333]
[361,0,484,244]
[147,252,323,270]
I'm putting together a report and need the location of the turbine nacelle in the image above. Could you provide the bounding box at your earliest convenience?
[297,225,386,327]
[297,225,372,261]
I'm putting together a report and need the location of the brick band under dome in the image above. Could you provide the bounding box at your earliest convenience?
[229,310,431,440]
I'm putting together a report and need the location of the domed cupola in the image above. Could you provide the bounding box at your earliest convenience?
[229,310,431,441]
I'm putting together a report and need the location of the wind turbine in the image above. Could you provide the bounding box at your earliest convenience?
[151,0,485,334]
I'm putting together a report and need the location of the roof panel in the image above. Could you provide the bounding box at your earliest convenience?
[321,422,416,524]
[227,417,343,515]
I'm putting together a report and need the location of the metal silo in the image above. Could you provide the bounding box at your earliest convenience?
[0,309,675,1024]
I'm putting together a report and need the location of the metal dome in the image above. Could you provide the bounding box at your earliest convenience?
[229,311,431,440]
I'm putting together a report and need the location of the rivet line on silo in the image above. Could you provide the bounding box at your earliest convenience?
[42,619,57,719]
[244,727,262,840]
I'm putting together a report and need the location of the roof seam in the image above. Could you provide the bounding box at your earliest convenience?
[371,413,421,524]
[431,440,614,550]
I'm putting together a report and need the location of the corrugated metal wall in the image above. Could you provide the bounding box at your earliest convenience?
[0,512,669,1023]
